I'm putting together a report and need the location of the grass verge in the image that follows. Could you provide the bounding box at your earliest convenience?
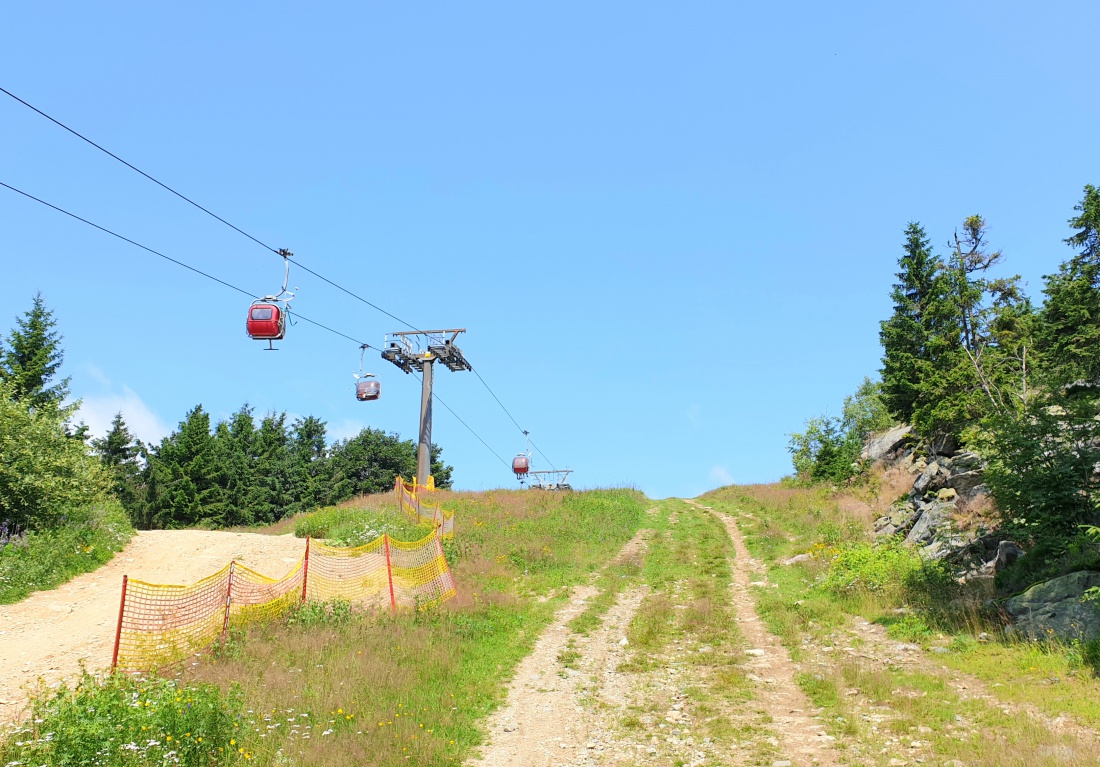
[0,499,132,604]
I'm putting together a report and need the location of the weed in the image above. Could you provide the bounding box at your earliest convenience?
[0,500,132,604]
[877,613,934,643]
[0,671,245,766]
[287,599,355,627]
[293,504,427,544]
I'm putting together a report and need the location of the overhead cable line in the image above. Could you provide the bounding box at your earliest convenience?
[471,367,557,470]
[0,86,280,255]
[0,179,510,467]
[0,181,365,346]
[1,86,555,467]
[0,85,419,331]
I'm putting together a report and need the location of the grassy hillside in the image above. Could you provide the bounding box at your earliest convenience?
[2,488,645,767]
[702,478,1100,749]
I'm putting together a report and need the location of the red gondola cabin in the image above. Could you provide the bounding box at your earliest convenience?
[247,303,285,341]
[512,454,530,476]
[356,379,381,401]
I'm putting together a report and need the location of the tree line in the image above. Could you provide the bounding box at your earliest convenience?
[98,406,452,529]
[792,184,1100,543]
[0,293,452,532]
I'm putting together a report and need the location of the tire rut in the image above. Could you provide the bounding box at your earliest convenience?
[684,498,840,767]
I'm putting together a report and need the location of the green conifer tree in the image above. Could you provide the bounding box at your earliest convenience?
[1,293,70,410]
[148,405,225,528]
[290,415,329,515]
[91,412,147,525]
[244,412,295,524]
[879,224,945,422]
[1037,184,1100,387]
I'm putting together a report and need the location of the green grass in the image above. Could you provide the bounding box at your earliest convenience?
[293,503,429,544]
[0,671,245,767]
[0,499,132,604]
[703,481,1100,765]
[164,488,648,767]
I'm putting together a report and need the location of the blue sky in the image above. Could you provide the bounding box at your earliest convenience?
[2,2,1098,498]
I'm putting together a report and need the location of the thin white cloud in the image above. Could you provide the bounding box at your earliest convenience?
[78,385,171,446]
[708,465,734,487]
[686,403,701,426]
[327,419,367,442]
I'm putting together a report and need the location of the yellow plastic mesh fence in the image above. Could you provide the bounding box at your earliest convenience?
[395,476,455,538]
[113,531,456,672]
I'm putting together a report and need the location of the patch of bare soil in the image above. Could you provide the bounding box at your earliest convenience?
[0,530,305,722]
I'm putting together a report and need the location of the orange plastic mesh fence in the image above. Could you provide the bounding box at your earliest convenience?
[306,537,390,605]
[390,532,457,609]
[395,477,455,538]
[114,564,233,671]
[113,530,455,671]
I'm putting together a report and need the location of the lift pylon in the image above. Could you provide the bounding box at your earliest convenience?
[380,329,471,485]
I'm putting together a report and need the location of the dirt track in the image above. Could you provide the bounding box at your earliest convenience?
[0,530,304,722]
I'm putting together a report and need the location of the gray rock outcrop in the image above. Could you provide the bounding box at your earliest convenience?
[862,424,913,462]
[905,500,954,547]
[1003,571,1100,642]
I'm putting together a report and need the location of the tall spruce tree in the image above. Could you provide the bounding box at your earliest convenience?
[92,412,147,524]
[1037,184,1100,387]
[1,293,70,410]
[148,405,225,528]
[879,223,947,422]
[290,415,329,514]
[212,405,257,526]
[244,412,296,524]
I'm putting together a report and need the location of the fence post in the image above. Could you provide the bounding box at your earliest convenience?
[111,575,128,670]
[301,537,311,603]
[384,534,397,613]
[221,562,235,640]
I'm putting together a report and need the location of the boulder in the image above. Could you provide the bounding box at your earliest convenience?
[905,500,954,547]
[951,450,985,472]
[994,540,1025,572]
[930,433,960,458]
[1004,571,1100,642]
[948,470,986,499]
[862,424,913,462]
[913,461,950,496]
[874,501,921,538]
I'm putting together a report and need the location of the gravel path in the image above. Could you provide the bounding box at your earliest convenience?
[687,499,840,766]
[0,530,305,722]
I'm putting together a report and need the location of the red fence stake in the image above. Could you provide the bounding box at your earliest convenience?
[384,534,397,613]
[111,575,128,671]
[221,562,236,640]
[301,537,311,603]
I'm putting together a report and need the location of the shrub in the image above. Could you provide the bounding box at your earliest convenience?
[0,499,132,604]
[816,541,923,599]
[0,379,109,529]
[0,671,246,766]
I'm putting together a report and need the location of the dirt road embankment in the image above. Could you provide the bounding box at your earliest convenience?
[0,530,304,722]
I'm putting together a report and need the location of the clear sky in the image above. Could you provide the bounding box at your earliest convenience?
[2,2,1098,498]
